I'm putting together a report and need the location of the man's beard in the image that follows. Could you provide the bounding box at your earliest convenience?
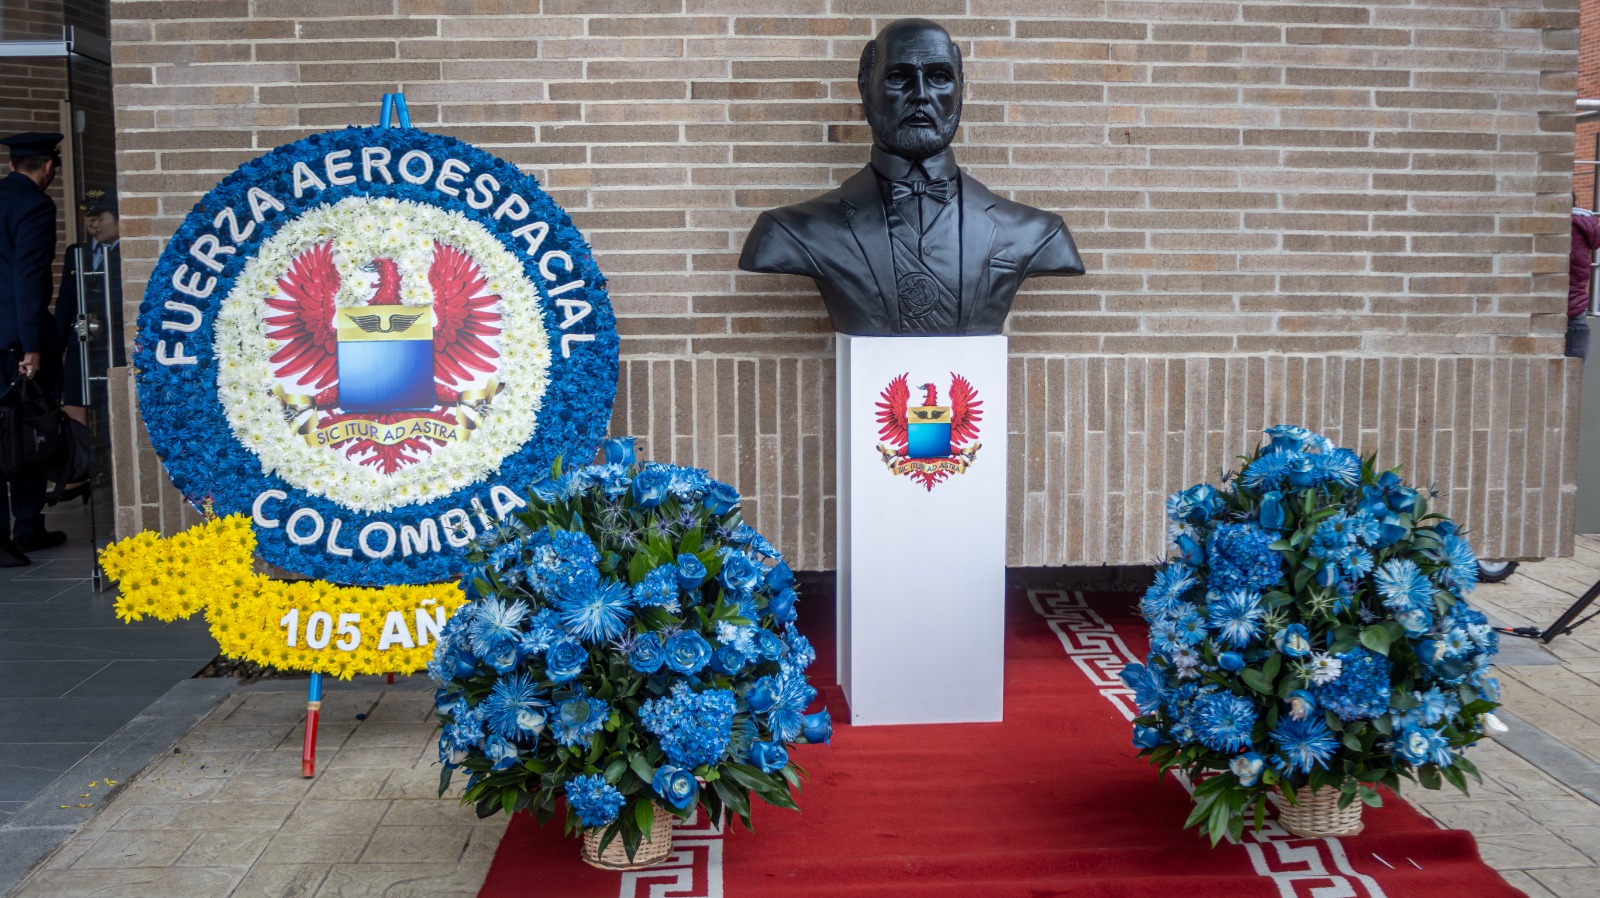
[864,96,960,160]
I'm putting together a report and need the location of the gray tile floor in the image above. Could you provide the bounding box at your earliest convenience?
[0,498,218,826]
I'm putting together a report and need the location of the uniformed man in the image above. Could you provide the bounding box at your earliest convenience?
[0,131,67,564]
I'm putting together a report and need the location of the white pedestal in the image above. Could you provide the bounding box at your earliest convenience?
[835,334,1008,726]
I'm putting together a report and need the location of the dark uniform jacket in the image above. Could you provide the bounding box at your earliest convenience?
[740,159,1085,336]
[0,170,57,359]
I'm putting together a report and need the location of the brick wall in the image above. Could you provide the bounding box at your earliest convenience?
[107,0,1584,568]
[1580,0,1600,204]
[0,59,70,292]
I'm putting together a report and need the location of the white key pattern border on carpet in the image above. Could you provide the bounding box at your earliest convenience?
[619,806,725,898]
[1027,588,1389,898]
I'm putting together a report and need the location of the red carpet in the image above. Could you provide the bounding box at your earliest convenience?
[479,588,1526,898]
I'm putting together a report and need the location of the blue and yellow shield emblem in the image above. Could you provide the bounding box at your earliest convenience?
[335,306,437,412]
[906,404,952,459]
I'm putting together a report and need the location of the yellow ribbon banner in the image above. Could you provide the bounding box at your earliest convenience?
[305,416,465,448]
[876,442,982,478]
[100,515,467,679]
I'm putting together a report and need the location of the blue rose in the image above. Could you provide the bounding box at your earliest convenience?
[1417,638,1449,666]
[749,740,789,774]
[801,709,832,745]
[709,644,746,675]
[603,437,636,466]
[751,628,786,661]
[1287,689,1317,721]
[1230,751,1265,787]
[1286,454,1319,489]
[719,551,761,594]
[1259,491,1286,531]
[665,631,712,675]
[1433,520,1459,538]
[746,675,777,714]
[1218,652,1245,671]
[1386,486,1417,514]
[676,553,707,592]
[1175,532,1205,566]
[631,467,671,508]
[1396,606,1433,637]
[452,648,479,679]
[767,588,798,624]
[546,639,588,683]
[1275,624,1311,658]
[1374,514,1409,547]
[629,632,667,674]
[487,640,520,675]
[485,735,519,771]
[652,765,698,810]
[766,562,795,593]
[703,481,740,516]
[1315,563,1339,588]
[1132,725,1162,749]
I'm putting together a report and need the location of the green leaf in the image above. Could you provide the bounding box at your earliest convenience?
[1359,624,1392,656]
[633,798,655,834]
[628,552,652,585]
[1261,652,1282,683]
[603,755,628,784]
[1241,668,1273,695]
[629,753,656,785]
[1417,764,1442,790]
[438,764,453,797]
[679,527,703,556]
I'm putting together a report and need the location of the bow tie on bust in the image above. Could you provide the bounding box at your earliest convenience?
[890,176,955,206]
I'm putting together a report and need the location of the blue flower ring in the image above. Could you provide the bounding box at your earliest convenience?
[134,126,618,584]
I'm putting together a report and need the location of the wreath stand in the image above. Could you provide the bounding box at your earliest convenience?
[301,91,411,778]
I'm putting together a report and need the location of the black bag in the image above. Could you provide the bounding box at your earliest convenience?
[47,414,94,503]
[0,375,64,475]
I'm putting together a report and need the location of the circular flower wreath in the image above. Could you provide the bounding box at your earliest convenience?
[1120,425,1503,844]
[135,126,618,585]
[429,439,830,861]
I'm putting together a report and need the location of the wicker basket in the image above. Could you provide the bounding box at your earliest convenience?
[580,806,674,870]
[1277,785,1365,838]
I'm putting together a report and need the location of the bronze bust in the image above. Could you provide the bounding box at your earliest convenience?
[739,18,1085,337]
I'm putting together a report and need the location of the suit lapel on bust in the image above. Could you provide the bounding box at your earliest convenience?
[958,173,999,334]
[839,167,898,328]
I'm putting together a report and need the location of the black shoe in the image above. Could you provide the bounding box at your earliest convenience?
[47,483,91,507]
[14,531,66,553]
[0,537,29,567]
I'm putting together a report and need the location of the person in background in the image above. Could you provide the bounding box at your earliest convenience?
[1570,195,1599,361]
[53,189,121,504]
[0,131,67,564]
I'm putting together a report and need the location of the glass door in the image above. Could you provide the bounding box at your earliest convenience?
[64,51,118,588]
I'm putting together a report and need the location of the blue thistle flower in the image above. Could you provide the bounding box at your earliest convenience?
[762,670,817,743]
[482,672,549,741]
[1270,715,1340,774]
[1373,558,1433,612]
[1192,691,1258,753]
[1141,563,1197,620]
[1436,533,1478,596]
[1206,589,1265,649]
[555,578,635,644]
[467,596,529,658]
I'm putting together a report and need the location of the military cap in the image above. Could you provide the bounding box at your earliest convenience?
[82,188,117,215]
[1,132,63,158]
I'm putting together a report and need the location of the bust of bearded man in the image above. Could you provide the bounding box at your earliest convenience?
[738,18,1086,337]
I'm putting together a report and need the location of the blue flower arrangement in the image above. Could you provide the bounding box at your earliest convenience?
[1122,425,1503,844]
[430,438,830,861]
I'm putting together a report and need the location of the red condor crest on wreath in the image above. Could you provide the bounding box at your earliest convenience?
[874,372,983,490]
[266,240,504,475]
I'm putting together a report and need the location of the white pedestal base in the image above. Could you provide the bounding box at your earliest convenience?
[835,334,1008,726]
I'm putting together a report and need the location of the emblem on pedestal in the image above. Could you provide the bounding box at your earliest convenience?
[874,372,982,490]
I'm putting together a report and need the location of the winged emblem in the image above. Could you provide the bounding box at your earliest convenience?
[263,240,504,474]
[875,372,983,491]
